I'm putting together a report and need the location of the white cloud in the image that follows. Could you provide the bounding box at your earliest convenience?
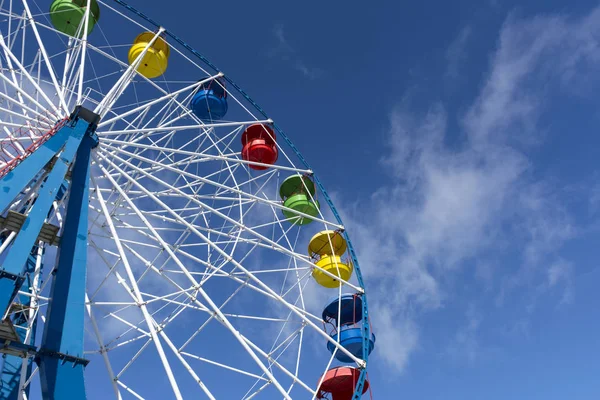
[547,259,572,287]
[374,306,419,372]
[465,8,600,145]
[269,24,323,80]
[546,259,574,305]
[341,6,600,373]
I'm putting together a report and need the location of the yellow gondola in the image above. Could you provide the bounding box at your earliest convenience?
[312,255,354,289]
[128,32,170,79]
[309,230,353,288]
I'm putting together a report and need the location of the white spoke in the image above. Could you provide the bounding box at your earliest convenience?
[95,183,184,400]
[76,0,92,104]
[94,153,365,365]
[97,146,345,232]
[100,137,311,173]
[93,157,295,399]
[94,28,166,118]
[20,0,69,114]
[98,74,222,128]
[85,294,123,400]
[0,33,59,117]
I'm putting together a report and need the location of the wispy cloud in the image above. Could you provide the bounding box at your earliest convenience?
[547,259,574,305]
[446,306,482,364]
[269,23,323,80]
[342,6,600,373]
[445,26,472,81]
[376,307,419,372]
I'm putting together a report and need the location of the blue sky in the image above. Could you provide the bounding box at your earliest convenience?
[8,0,599,398]
[115,0,600,398]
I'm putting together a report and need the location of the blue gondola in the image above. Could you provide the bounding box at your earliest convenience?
[327,326,376,363]
[322,293,363,325]
[322,294,375,363]
[191,77,228,121]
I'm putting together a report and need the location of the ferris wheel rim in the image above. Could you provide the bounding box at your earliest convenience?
[105,1,372,388]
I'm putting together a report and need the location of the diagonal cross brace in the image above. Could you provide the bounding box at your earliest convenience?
[0,125,71,215]
[0,118,90,318]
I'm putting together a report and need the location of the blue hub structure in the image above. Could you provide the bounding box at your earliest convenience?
[0,106,99,399]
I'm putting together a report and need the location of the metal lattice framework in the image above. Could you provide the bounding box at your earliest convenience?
[0,0,371,399]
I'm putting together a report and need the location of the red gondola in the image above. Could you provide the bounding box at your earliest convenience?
[241,124,278,170]
[317,367,370,400]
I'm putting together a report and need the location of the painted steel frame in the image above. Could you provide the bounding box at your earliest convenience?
[109,1,371,397]
[0,108,97,399]
[38,131,95,400]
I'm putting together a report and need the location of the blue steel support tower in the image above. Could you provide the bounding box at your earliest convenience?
[0,244,42,400]
[0,106,99,399]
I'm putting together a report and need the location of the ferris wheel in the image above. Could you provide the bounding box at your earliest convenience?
[0,1,375,399]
